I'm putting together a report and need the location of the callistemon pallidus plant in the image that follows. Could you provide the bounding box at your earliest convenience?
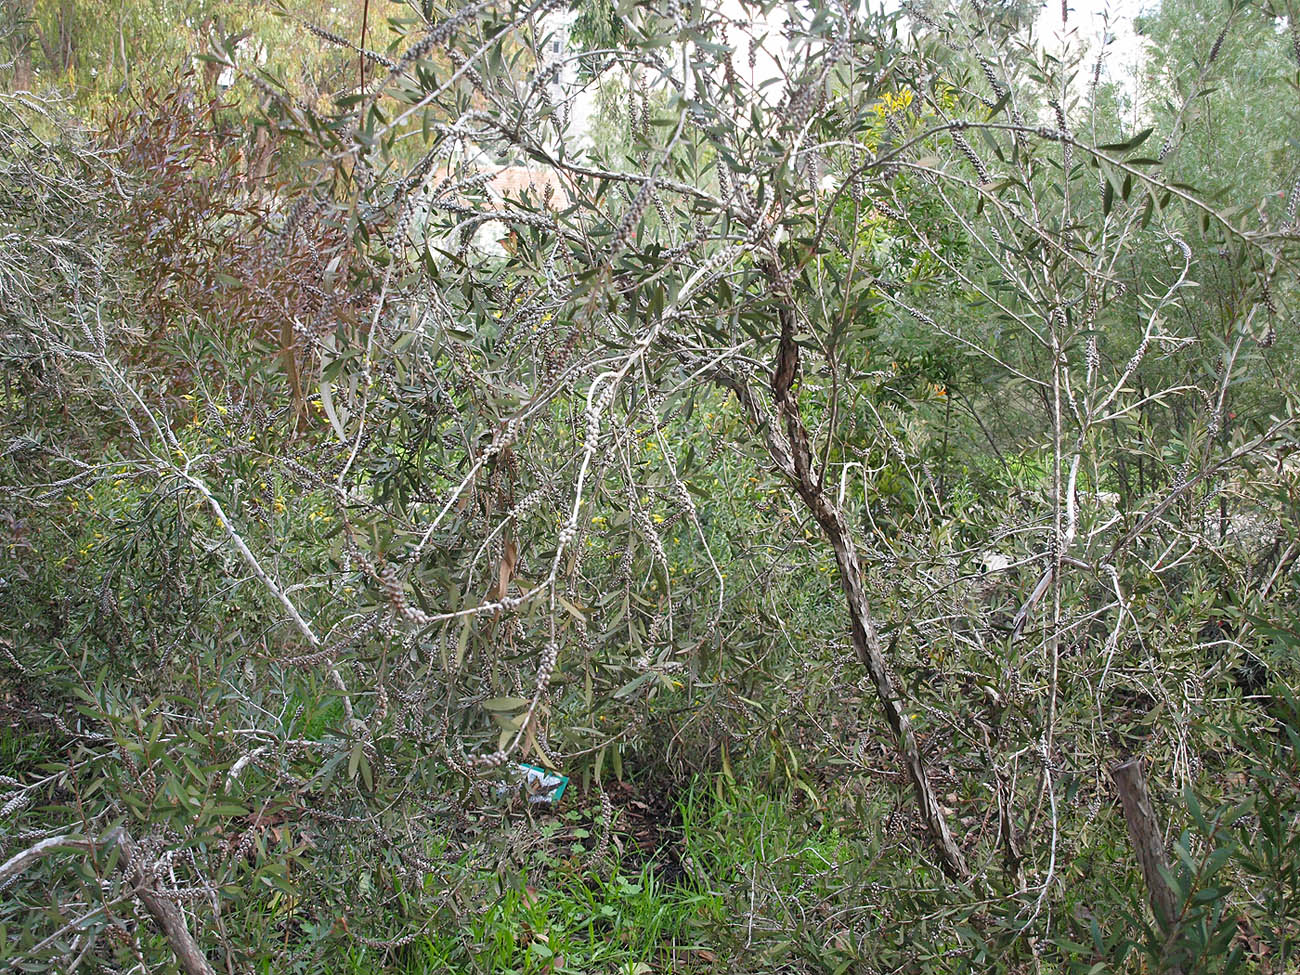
[3,1,1299,970]
[290,0,1294,880]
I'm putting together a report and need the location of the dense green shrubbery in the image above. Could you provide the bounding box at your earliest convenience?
[3,0,1300,971]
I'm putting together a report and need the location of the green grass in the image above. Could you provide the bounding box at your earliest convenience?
[327,777,900,974]
[336,857,723,974]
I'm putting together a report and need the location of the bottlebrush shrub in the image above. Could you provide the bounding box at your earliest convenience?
[3,0,1300,971]
[244,0,1300,891]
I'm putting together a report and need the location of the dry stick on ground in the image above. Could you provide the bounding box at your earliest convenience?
[1111,758,1184,975]
[0,828,216,975]
[764,277,971,881]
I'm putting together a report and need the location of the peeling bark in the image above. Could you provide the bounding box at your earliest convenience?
[0,828,215,975]
[766,296,970,881]
[1111,758,1182,967]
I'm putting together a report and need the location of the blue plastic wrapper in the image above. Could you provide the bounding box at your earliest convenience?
[496,763,569,805]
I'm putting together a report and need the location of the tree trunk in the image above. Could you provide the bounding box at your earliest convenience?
[1111,758,1184,974]
[767,293,970,881]
[113,829,217,975]
[0,828,215,975]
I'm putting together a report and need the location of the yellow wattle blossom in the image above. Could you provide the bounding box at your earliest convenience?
[873,88,914,116]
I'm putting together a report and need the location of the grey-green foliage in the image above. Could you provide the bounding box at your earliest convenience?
[2,0,1300,971]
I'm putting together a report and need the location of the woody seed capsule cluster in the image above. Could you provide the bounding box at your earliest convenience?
[1049,99,1072,170]
[305,22,397,69]
[1260,279,1278,315]
[380,564,431,625]
[585,382,617,451]
[951,130,990,184]
[783,83,819,133]
[1207,23,1229,65]
[473,749,510,769]
[874,198,905,222]
[536,640,558,690]
[0,792,31,818]
[610,178,656,255]
[977,56,1007,100]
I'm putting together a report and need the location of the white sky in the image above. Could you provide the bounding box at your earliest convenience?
[550,0,1158,158]
[1035,0,1151,105]
[724,0,1155,107]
